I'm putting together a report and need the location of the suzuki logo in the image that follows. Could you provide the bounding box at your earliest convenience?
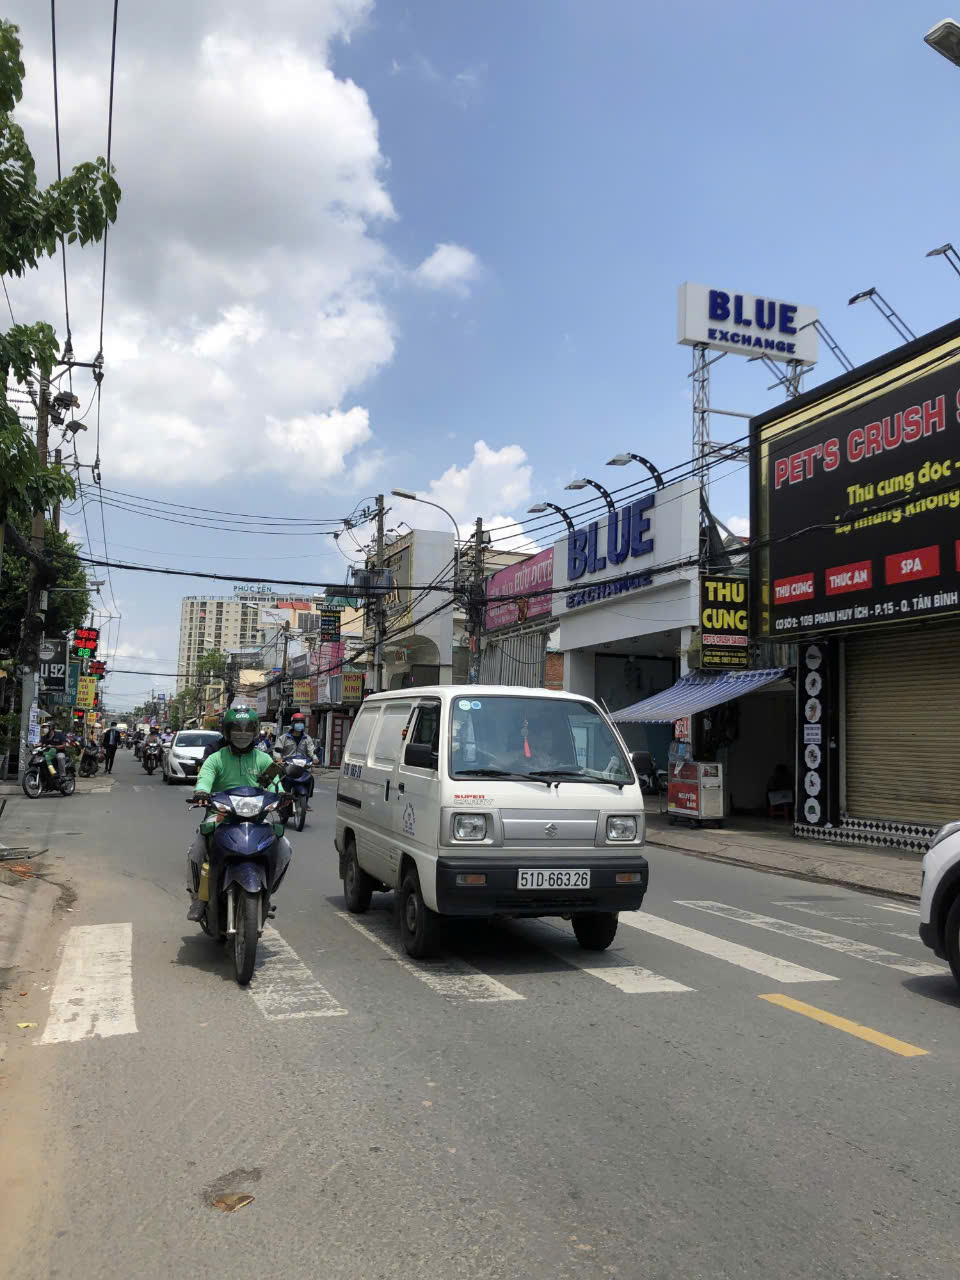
[544,822,559,838]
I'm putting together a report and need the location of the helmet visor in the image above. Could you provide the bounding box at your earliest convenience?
[230,728,256,750]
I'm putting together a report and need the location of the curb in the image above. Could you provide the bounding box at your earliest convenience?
[0,862,61,988]
[644,834,921,902]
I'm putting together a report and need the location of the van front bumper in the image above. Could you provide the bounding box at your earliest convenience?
[434,852,648,917]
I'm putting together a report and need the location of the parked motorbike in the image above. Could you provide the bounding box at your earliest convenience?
[142,742,161,775]
[22,747,76,798]
[278,753,313,832]
[78,743,100,777]
[186,787,291,985]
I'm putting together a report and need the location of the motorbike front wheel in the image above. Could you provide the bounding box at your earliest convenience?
[145,762,155,775]
[295,794,307,832]
[22,768,42,799]
[233,890,260,985]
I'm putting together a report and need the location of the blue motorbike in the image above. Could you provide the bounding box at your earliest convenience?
[278,754,313,832]
[188,786,292,984]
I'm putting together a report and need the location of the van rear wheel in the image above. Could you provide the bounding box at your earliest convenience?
[399,868,438,959]
[572,911,618,950]
[343,839,373,914]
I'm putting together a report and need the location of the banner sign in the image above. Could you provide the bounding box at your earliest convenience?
[320,610,341,640]
[759,344,960,637]
[76,675,97,710]
[255,689,269,715]
[293,679,313,704]
[485,548,554,630]
[312,641,345,676]
[677,283,818,365]
[794,641,839,829]
[341,672,364,703]
[700,577,749,668]
[72,626,99,660]
[39,638,68,691]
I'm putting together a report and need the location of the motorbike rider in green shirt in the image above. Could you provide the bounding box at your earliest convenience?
[186,706,291,921]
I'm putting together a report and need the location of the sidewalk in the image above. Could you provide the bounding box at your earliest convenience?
[644,811,922,901]
[0,775,116,797]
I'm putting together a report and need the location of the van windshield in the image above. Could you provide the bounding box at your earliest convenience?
[449,695,632,784]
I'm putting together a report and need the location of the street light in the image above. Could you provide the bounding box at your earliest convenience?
[390,489,461,583]
[848,286,916,343]
[527,501,576,534]
[926,242,960,280]
[564,476,616,514]
[606,452,665,489]
[925,17,960,67]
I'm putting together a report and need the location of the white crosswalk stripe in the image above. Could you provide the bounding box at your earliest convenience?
[337,911,525,1002]
[39,923,137,1044]
[248,926,347,1020]
[619,910,837,983]
[677,901,945,977]
[533,926,693,993]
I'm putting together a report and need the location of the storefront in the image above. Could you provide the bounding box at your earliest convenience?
[479,547,556,687]
[550,477,701,765]
[752,315,960,849]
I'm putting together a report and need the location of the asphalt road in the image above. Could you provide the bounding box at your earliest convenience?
[3,750,960,1280]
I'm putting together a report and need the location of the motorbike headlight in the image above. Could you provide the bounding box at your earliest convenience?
[453,814,487,841]
[929,819,960,851]
[231,796,262,818]
[606,815,638,841]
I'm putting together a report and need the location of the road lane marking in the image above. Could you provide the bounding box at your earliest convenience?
[337,912,525,1003]
[39,923,137,1044]
[248,926,347,1020]
[759,994,928,1058]
[533,928,693,993]
[772,901,925,944]
[678,901,945,976]
[874,903,919,916]
[619,911,836,984]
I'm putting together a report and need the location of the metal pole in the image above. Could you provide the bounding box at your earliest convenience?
[468,517,484,684]
[374,494,385,693]
[53,447,62,532]
[19,377,49,780]
[692,343,710,500]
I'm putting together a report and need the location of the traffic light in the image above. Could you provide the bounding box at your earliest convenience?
[72,708,85,727]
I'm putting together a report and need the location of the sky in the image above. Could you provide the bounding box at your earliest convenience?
[7,0,960,710]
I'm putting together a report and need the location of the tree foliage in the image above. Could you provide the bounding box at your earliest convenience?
[0,20,121,524]
[0,515,89,654]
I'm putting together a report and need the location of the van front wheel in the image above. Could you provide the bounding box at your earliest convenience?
[572,911,618,951]
[399,868,438,959]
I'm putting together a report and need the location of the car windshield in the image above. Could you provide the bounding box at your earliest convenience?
[175,733,221,748]
[449,694,632,783]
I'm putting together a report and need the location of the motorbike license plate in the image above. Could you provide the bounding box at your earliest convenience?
[517,868,590,890]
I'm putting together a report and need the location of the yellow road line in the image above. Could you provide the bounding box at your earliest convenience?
[758,993,928,1058]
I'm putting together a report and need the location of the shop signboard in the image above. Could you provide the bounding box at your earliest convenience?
[293,679,313,705]
[699,576,749,668]
[484,548,554,631]
[255,688,269,716]
[76,675,97,710]
[677,283,818,365]
[320,610,341,640]
[72,626,99,660]
[312,640,345,676]
[341,671,364,703]
[794,641,839,829]
[667,761,700,814]
[38,638,68,691]
[315,674,330,704]
[755,331,960,638]
[553,476,700,616]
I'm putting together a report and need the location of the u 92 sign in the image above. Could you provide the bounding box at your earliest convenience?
[39,639,68,691]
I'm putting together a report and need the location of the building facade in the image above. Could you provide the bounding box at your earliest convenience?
[176,589,288,690]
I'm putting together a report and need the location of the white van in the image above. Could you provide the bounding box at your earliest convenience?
[335,685,648,957]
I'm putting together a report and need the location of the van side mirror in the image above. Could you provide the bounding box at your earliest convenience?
[404,742,438,770]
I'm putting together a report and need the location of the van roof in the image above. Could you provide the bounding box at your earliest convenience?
[361,685,588,704]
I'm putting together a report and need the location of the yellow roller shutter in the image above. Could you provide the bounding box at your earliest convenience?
[845,626,960,826]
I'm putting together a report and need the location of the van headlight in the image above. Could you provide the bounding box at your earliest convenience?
[606,815,638,841]
[454,814,487,841]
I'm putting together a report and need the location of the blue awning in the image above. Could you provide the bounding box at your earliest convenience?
[611,668,787,724]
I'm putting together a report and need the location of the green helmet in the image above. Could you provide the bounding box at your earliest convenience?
[223,705,259,754]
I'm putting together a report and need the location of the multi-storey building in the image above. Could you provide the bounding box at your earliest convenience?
[176,589,289,691]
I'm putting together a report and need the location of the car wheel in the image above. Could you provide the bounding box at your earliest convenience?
[399,867,438,958]
[343,839,373,913]
[945,896,960,988]
[572,912,619,950]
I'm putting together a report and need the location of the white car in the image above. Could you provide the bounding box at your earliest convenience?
[162,730,223,785]
[919,820,960,984]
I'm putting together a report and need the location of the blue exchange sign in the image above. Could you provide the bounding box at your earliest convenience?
[565,493,656,609]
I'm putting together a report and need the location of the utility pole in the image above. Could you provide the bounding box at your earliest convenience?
[373,493,385,693]
[277,621,290,733]
[18,377,49,780]
[468,516,484,684]
[52,447,62,532]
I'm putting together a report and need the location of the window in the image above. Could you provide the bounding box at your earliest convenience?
[372,702,413,767]
[410,701,441,750]
[449,695,631,782]
[344,707,378,760]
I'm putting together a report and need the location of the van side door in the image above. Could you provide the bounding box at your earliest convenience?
[395,697,442,873]
[364,700,415,882]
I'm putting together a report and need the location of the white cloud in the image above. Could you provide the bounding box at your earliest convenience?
[726,515,750,538]
[414,242,482,296]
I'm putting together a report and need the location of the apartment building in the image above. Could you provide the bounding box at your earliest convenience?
[176,589,288,691]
